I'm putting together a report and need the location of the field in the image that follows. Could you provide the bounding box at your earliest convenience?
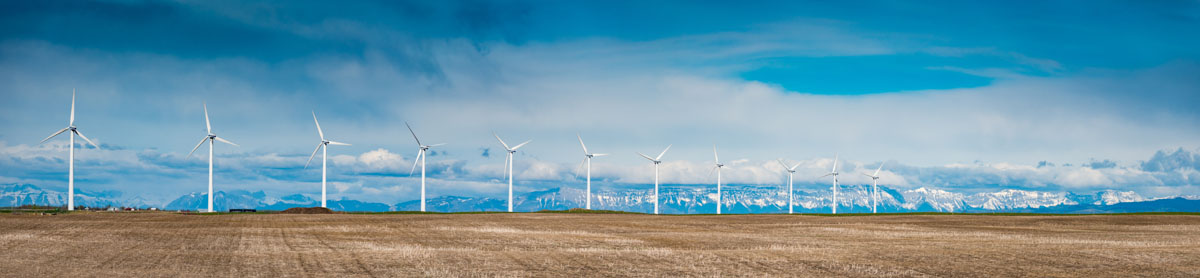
[1,212,1198,277]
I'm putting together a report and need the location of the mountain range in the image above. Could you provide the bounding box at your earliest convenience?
[3,183,1196,213]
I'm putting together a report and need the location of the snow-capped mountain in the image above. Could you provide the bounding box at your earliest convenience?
[965,189,1075,210]
[0,183,138,208]
[2,183,1195,213]
[900,187,967,212]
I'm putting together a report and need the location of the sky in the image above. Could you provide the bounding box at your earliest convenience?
[1,0,1198,205]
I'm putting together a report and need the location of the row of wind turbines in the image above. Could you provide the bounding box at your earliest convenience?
[40,91,888,214]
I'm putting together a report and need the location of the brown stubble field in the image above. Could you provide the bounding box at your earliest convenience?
[0,213,1197,277]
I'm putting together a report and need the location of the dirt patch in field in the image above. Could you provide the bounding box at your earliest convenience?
[279,207,334,214]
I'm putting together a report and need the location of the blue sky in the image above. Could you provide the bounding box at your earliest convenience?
[1,0,1198,204]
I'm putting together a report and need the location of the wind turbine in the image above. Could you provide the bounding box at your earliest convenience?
[576,134,606,210]
[305,111,350,208]
[637,144,671,214]
[187,103,239,213]
[777,159,802,214]
[862,162,885,214]
[818,154,840,214]
[710,146,727,214]
[38,89,99,211]
[406,122,443,212]
[494,133,531,212]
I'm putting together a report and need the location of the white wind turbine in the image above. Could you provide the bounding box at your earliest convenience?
[710,146,728,214]
[305,111,350,208]
[777,159,802,214]
[39,89,99,211]
[862,162,885,214]
[406,122,444,212]
[187,103,239,213]
[818,154,840,214]
[494,133,531,212]
[637,145,671,214]
[576,134,606,210]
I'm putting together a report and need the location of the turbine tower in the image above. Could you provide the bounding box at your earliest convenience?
[710,146,727,214]
[406,122,444,212]
[576,134,606,210]
[862,162,885,214]
[38,89,99,211]
[494,133,531,212]
[305,111,350,208]
[819,154,840,214]
[777,159,802,214]
[637,145,671,214]
[187,103,239,213]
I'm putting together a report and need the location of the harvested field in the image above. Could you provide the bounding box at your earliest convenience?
[1,213,1197,277]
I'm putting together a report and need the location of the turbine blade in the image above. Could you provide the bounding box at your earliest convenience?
[832,153,839,172]
[409,150,423,176]
[713,145,719,164]
[861,173,874,178]
[405,121,421,146]
[874,162,885,177]
[707,166,716,179]
[591,153,608,157]
[204,103,211,134]
[791,162,802,171]
[573,158,586,180]
[577,133,589,154]
[777,159,790,171]
[72,130,98,148]
[187,137,209,158]
[39,127,70,144]
[213,136,239,147]
[493,132,510,150]
[305,143,322,168]
[503,153,511,176]
[656,144,672,161]
[819,173,833,178]
[511,139,532,150]
[327,141,351,146]
[637,152,654,161]
[427,143,446,147]
[312,111,324,140]
[70,89,76,126]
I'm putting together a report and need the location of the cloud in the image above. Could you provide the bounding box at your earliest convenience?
[1142,147,1200,172]
[2,2,1198,204]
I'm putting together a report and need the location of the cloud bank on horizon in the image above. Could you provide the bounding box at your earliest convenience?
[1,1,1198,204]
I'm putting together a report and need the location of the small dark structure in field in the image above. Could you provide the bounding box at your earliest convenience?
[280,207,333,214]
[229,209,256,213]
